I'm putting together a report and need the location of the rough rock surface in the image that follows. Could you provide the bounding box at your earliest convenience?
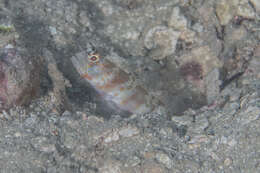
[0,0,260,172]
[0,45,40,111]
[0,74,259,172]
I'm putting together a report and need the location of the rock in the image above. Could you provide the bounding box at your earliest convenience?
[179,29,196,43]
[0,45,40,111]
[237,0,255,19]
[168,7,188,30]
[171,115,193,126]
[144,25,180,60]
[247,57,260,79]
[224,157,233,166]
[216,0,255,25]
[223,102,240,115]
[216,0,236,25]
[99,160,122,173]
[188,135,210,149]
[48,26,57,35]
[31,136,56,153]
[141,161,168,173]
[78,11,91,29]
[178,46,222,92]
[227,26,247,42]
[192,22,204,33]
[118,126,139,138]
[104,130,120,143]
[249,0,260,13]
[180,46,222,78]
[238,106,260,125]
[44,49,71,113]
[192,115,209,133]
[0,24,18,48]
[124,156,141,167]
[62,129,78,149]
[155,152,172,169]
[178,159,200,172]
[205,68,221,104]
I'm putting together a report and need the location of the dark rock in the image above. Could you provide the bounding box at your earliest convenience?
[0,45,40,111]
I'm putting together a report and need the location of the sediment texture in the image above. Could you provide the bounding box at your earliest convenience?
[0,0,259,172]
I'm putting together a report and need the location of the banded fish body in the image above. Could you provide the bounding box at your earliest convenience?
[71,51,153,114]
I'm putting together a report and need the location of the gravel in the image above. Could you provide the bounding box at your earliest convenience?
[0,0,259,172]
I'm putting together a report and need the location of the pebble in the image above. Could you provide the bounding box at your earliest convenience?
[31,137,56,153]
[124,156,141,167]
[227,138,237,147]
[159,127,173,137]
[180,159,200,172]
[226,26,247,42]
[144,25,180,60]
[104,131,120,143]
[188,135,210,149]
[247,56,260,79]
[237,0,255,19]
[155,152,172,169]
[48,26,57,35]
[229,89,241,101]
[0,110,11,120]
[223,102,240,115]
[238,106,260,125]
[179,29,196,43]
[216,0,235,25]
[216,0,255,25]
[192,22,204,33]
[141,162,168,173]
[172,115,193,126]
[168,7,188,30]
[78,11,91,28]
[99,160,122,173]
[118,126,139,138]
[192,116,209,133]
[224,157,233,166]
[63,130,78,149]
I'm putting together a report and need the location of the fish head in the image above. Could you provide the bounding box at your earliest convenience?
[72,50,115,80]
[85,52,110,77]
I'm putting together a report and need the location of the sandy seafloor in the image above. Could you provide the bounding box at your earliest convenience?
[0,0,260,172]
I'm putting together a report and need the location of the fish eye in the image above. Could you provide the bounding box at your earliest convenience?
[88,54,100,63]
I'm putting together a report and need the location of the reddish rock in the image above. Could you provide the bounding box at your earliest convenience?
[0,46,40,111]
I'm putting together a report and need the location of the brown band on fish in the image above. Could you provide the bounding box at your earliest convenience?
[100,71,129,91]
[120,86,147,110]
[81,73,93,80]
